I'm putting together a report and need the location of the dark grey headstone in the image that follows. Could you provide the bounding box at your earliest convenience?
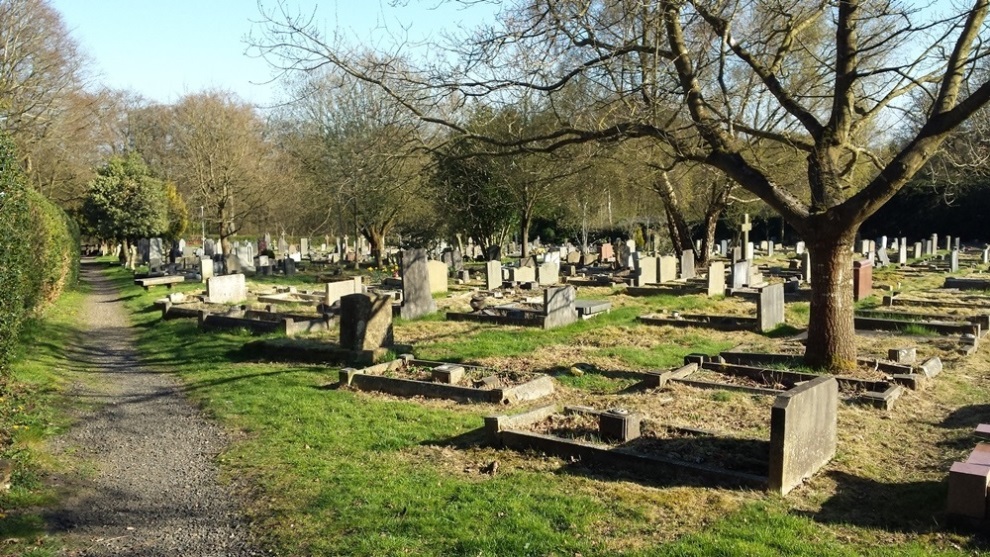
[340,293,394,351]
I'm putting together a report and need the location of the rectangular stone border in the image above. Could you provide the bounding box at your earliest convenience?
[486,379,838,496]
[341,358,554,405]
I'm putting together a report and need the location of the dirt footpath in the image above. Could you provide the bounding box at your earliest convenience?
[44,261,270,557]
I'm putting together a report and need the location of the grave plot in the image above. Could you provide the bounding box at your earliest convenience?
[637,283,785,333]
[339,357,555,404]
[485,375,837,495]
[663,349,943,408]
[884,291,990,310]
[198,308,334,337]
[446,286,609,329]
[853,309,986,354]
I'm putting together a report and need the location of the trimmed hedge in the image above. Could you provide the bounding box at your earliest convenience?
[0,133,78,381]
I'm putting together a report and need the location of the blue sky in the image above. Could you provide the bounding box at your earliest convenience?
[51,0,493,108]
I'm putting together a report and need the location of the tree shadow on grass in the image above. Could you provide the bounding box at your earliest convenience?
[798,469,990,549]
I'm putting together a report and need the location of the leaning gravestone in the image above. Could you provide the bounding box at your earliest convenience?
[485,260,502,290]
[206,274,246,304]
[757,283,785,332]
[339,293,394,352]
[400,249,437,319]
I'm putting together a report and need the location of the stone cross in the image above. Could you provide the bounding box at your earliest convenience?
[740,214,753,260]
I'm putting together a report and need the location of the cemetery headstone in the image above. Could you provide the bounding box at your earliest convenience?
[206,274,247,304]
[600,243,614,262]
[680,250,696,280]
[544,286,578,329]
[740,213,752,258]
[707,261,725,296]
[852,259,873,301]
[400,249,438,319]
[914,242,923,260]
[426,260,449,294]
[801,251,812,284]
[796,241,805,255]
[537,260,560,286]
[950,249,960,273]
[325,277,363,306]
[732,260,749,289]
[300,237,310,257]
[200,258,214,283]
[634,254,657,286]
[485,260,502,290]
[898,242,907,265]
[339,293,394,352]
[658,256,678,283]
[757,283,785,332]
[745,242,755,262]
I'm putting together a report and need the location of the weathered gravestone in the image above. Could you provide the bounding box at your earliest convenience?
[537,261,559,286]
[204,238,216,257]
[509,265,536,283]
[732,260,749,289]
[914,242,923,260]
[339,293,394,352]
[400,249,437,319]
[485,260,502,290]
[206,274,246,304]
[745,242,755,262]
[544,286,578,329]
[634,254,657,286]
[950,249,960,273]
[200,258,214,283]
[707,261,725,297]
[658,256,678,284]
[757,283,785,332]
[768,376,838,495]
[300,237,309,257]
[801,251,812,284]
[680,250,696,280]
[898,242,908,265]
[325,277,363,307]
[427,260,449,294]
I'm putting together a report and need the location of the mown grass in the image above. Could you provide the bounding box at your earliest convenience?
[0,287,90,557]
[35,262,990,555]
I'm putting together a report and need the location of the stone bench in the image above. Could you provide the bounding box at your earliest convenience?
[134,276,185,290]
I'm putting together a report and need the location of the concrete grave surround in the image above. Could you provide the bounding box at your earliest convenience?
[339,293,394,351]
[707,261,726,296]
[757,283,785,332]
[658,256,678,284]
[485,260,502,290]
[325,277,363,306]
[206,274,247,304]
[426,260,449,294]
[680,250,696,280]
[400,248,438,319]
[634,254,657,286]
[768,376,838,495]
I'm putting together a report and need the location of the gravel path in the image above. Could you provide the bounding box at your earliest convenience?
[45,261,270,557]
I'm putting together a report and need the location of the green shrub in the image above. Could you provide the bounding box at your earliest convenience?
[0,133,78,382]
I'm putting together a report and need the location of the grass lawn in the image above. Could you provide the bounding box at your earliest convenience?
[11,258,990,555]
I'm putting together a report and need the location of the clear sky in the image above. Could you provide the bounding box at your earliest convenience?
[50,0,493,109]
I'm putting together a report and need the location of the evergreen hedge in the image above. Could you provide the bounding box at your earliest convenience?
[0,133,78,381]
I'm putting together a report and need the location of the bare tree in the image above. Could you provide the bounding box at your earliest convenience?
[257,0,990,370]
[168,91,280,256]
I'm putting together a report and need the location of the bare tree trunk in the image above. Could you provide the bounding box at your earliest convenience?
[654,173,693,254]
[804,230,858,370]
[699,213,718,267]
[367,228,385,268]
[521,213,532,258]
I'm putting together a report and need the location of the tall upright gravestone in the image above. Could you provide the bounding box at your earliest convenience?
[400,249,437,319]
